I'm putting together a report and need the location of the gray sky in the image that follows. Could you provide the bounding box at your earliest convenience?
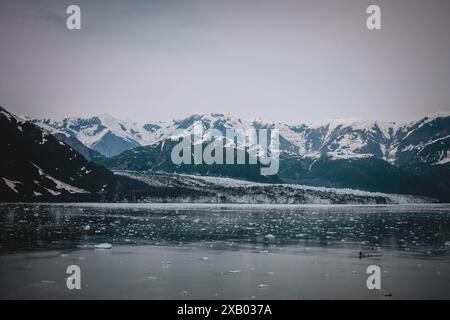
[1,0,449,124]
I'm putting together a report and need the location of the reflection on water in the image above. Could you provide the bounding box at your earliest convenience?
[1,203,449,254]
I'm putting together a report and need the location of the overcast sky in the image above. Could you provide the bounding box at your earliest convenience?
[1,0,449,124]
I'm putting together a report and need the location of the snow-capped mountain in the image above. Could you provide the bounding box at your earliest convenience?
[3,105,450,202]
[33,111,450,169]
[32,114,163,157]
[388,113,450,170]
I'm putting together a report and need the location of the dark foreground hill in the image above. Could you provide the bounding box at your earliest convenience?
[0,107,116,201]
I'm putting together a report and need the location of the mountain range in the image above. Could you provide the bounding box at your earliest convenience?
[1,106,449,202]
[30,111,450,200]
[32,112,450,168]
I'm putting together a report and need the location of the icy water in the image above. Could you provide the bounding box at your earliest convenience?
[0,203,450,299]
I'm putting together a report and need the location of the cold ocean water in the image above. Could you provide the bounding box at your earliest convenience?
[0,203,449,299]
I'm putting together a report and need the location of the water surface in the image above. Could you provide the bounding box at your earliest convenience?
[1,203,449,299]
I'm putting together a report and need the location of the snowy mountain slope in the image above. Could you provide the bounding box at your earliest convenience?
[113,170,436,204]
[32,114,163,157]
[388,112,450,170]
[52,133,105,163]
[33,112,450,169]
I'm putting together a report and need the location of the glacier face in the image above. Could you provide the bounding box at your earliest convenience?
[113,170,436,204]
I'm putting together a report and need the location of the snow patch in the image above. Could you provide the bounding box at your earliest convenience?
[435,151,450,165]
[1,178,22,193]
[31,162,89,194]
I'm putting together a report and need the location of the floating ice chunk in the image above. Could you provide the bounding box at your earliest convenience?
[83,225,90,231]
[228,270,241,274]
[41,280,55,284]
[258,284,270,289]
[202,256,209,261]
[94,243,112,249]
[264,234,275,240]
